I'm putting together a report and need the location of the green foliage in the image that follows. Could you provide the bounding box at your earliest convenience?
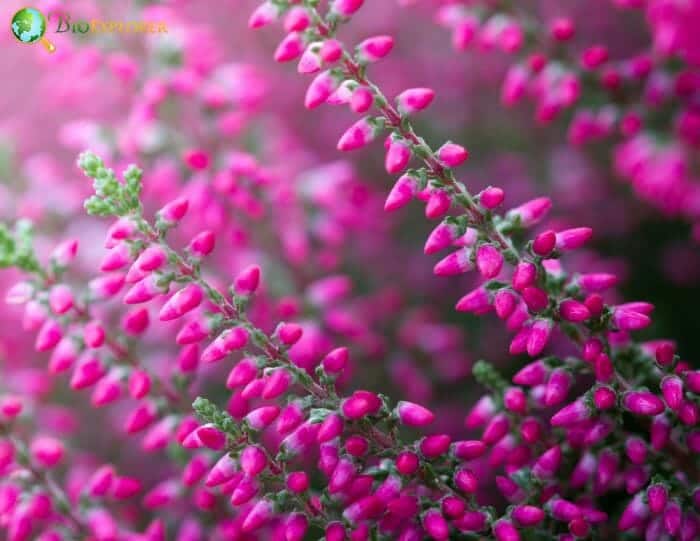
[78,151,143,217]
[0,219,42,274]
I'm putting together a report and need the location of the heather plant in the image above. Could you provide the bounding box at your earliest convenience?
[0,0,697,540]
[429,0,700,237]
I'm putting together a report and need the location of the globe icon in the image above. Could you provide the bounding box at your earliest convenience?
[11,7,55,52]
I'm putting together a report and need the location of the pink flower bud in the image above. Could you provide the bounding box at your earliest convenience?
[623,391,665,416]
[385,174,417,211]
[579,273,618,292]
[493,520,520,541]
[397,401,435,426]
[342,390,381,420]
[661,375,684,410]
[284,7,310,32]
[358,36,394,62]
[396,87,435,114]
[89,273,125,299]
[158,197,189,224]
[201,327,249,363]
[425,189,452,219]
[124,402,157,434]
[423,509,449,540]
[663,500,681,535]
[395,451,419,475]
[508,197,552,227]
[322,347,349,373]
[437,142,469,167]
[83,320,105,348]
[248,2,277,28]
[87,465,115,497]
[351,86,374,113]
[274,32,304,62]
[420,434,451,458]
[242,499,273,532]
[337,118,377,151]
[503,387,527,414]
[278,322,303,345]
[513,360,548,386]
[332,0,364,16]
[512,262,537,291]
[343,495,384,523]
[385,140,412,174]
[230,476,257,506]
[5,281,33,305]
[112,476,142,499]
[533,445,561,478]
[527,319,552,357]
[159,284,202,321]
[30,436,64,468]
[476,245,503,278]
[182,424,226,450]
[188,231,215,257]
[240,445,267,477]
[555,227,593,250]
[454,468,478,493]
[329,458,356,493]
[593,386,617,409]
[92,375,122,407]
[176,317,212,345]
[305,71,338,109]
[494,289,518,319]
[285,513,308,541]
[520,418,542,445]
[544,369,571,407]
[550,18,575,41]
[482,413,509,445]
[182,149,209,170]
[317,413,344,443]
[286,471,309,493]
[48,337,78,373]
[551,399,591,426]
[532,230,556,256]
[424,222,460,255]
[559,299,591,322]
[262,369,292,399]
[581,45,609,70]
[100,243,131,272]
[122,307,149,335]
[205,454,237,487]
[655,342,676,366]
[51,239,79,267]
[455,287,492,314]
[619,493,648,531]
[647,484,668,514]
[452,440,487,460]
[70,354,106,390]
[298,43,322,74]
[128,369,151,399]
[124,275,168,304]
[480,186,505,209]
[35,319,62,352]
[234,264,261,296]
[433,248,473,276]
[317,40,341,64]
[513,505,545,526]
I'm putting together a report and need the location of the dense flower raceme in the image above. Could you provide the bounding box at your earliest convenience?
[0,1,696,541]
[427,0,700,237]
[245,0,700,538]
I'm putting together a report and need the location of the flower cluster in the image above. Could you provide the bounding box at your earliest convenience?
[430,0,700,237]
[0,0,696,540]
